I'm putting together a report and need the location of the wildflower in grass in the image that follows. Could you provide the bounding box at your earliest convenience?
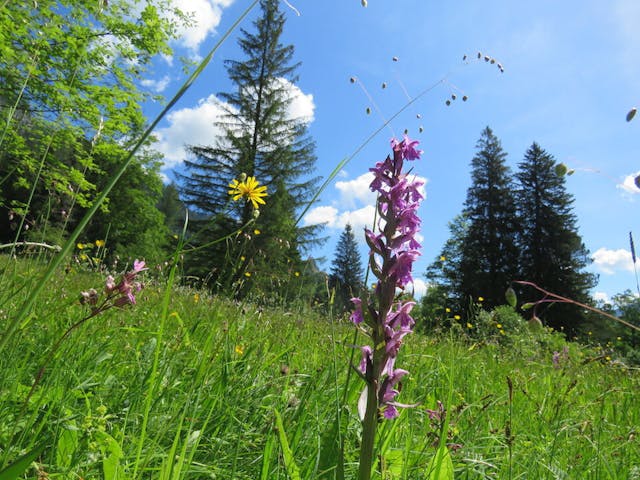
[228,175,267,209]
[467,322,473,329]
[454,314,461,320]
[95,239,105,248]
[478,296,484,302]
[254,228,261,235]
[235,345,244,355]
[193,293,200,303]
[351,135,424,479]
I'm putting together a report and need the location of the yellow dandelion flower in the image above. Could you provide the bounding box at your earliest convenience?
[466,322,473,329]
[244,272,252,277]
[235,345,244,355]
[79,253,88,261]
[454,315,461,320]
[477,296,484,302]
[193,293,200,303]
[240,256,246,261]
[294,271,300,277]
[254,229,261,235]
[95,239,105,247]
[445,307,451,313]
[77,243,85,250]
[496,323,502,329]
[228,176,267,209]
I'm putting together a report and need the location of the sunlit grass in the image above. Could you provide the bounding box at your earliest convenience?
[1,256,638,478]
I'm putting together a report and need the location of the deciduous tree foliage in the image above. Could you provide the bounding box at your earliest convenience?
[178,0,321,295]
[0,0,184,257]
[515,142,596,335]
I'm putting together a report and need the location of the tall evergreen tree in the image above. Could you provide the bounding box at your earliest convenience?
[515,142,597,335]
[330,224,364,313]
[458,127,520,311]
[178,0,320,294]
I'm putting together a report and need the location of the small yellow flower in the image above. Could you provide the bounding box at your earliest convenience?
[235,345,244,355]
[254,229,261,235]
[228,176,267,209]
[240,256,246,261]
[466,322,473,329]
[445,307,451,313]
[588,331,592,336]
[454,315,461,320]
[617,336,622,341]
[193,293,200,303]
[477,296,484,302]
[496,323,503,329]
[294,271,300,277]
[79,253,88,261]
[77,243,85,250]
[440,256,446,262]
[95,239,105,248]
[244,272,251,277]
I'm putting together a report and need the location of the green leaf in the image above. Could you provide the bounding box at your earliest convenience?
[0,443,47,480]
[260,425,276,480]
[56,427,78,469]
[274,409,301,480]
[426,444,454,480]
[505,287,517,308]
[520,302,535,311]
[96,431,124,480]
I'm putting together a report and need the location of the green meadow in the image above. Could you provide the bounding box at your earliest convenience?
[1,256,638,479]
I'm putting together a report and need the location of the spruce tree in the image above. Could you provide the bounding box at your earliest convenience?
[458,127,520,311]
[515,142,596,335]
[330,224,364,313]
[177,0,320,294]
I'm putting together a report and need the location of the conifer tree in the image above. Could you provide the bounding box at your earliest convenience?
[329,224,364,312]
[177,0,320,293]
[458,127,520,311]
[515,142,596,335]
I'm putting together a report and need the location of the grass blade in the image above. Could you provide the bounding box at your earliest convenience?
[274,409,301,480]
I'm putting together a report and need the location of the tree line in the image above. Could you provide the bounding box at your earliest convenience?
[421,127,597,336]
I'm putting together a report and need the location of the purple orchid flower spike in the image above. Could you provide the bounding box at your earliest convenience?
[352,135,425,479]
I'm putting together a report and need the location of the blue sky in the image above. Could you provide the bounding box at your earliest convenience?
[142,0,640,302]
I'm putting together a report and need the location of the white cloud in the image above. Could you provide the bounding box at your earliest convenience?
[302,205,338,226]
[302,205,376,232]
[408,278,428,299]
[154,78,315,170]
[617,171,640,196]
[275,78,315,123]
[593,291,611,304]
[141,75,171,93]
[154,94,229,169]
[335,173,377,209]
[167,0,235,51]
[592,247,635,274]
